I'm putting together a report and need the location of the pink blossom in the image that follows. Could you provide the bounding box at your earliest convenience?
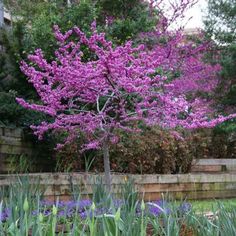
[16,4,236,150]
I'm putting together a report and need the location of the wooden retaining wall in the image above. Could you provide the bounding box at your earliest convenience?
[0,127,32,154]
[191,159,236,173]
[0,173,236,201]
[0,127,54,173]
[0,127,32,173]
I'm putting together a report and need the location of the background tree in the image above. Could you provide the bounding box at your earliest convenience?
[0,0,3,27]
[0,0,158,127]
[205,0,236,117]
[95,0,158,44]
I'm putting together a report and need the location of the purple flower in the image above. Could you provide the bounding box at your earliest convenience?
[32,210,39,216]
[112,199,124,209]
[78,200,92,209]
[38,199,93,219]
[179,202,192,214]
[0,208,10,222]
[149,206,162,216]
[147,201,171,217]
[58,210,66,217]
[79,211,87,220]
[43,209,51,216]
[79,207,113,220]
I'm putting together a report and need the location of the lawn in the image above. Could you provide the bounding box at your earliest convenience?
[190,198,236,212]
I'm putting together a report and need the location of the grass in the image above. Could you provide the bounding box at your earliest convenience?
[190,198,236,212]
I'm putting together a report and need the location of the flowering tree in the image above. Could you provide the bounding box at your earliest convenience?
[16,1,236,190]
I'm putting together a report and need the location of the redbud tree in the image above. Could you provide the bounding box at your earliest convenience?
[16,2,236,190]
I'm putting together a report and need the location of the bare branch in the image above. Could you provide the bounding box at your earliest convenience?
[96,95,101,113]
[101,92,115,112]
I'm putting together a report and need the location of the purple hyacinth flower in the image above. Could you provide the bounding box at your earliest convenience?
[147,201,171,217]
[0,208,10,222]
[179,202,192,214]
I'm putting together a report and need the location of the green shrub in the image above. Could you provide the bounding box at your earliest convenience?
[108,127,193,174]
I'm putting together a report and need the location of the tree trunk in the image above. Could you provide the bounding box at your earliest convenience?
[102,140,112,192]
[67,0,71,7]
[0,0,4,27]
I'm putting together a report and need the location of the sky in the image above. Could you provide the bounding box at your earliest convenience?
[183,0,208,29]
[159,0,208,30]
